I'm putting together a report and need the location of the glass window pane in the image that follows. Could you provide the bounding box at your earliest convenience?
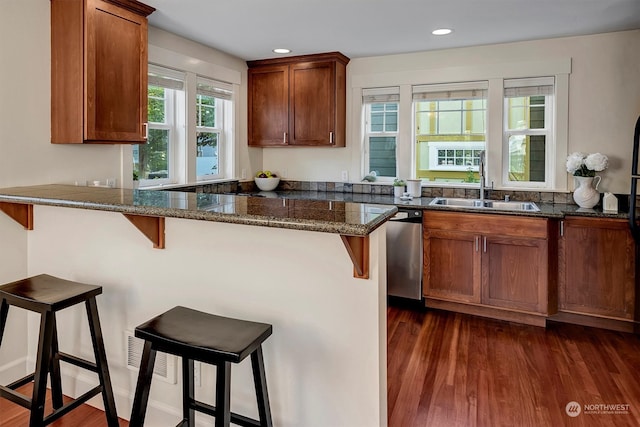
[148,86,165,123]
[508,135,546,182]
[369,136,396,177]
[370,112,384,132]
[197,95,216,127]
[196,131,218,176]
[385,112,398,131]
[414,88,486,182]
[134,129,169,180]
[439,111,462,134]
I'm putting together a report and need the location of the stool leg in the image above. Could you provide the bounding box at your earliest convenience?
[251,346,273,427]
[0,298,8,347]
[182,358,195,427]
[48,314,64,409]
[215,362,231,427]
[30,310,55,427]
[85,297,119,427]
[130,341,157,427]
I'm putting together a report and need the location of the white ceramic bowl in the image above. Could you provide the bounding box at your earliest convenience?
[254,177,280,191]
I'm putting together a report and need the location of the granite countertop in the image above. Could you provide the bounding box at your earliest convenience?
[0,185,398,236]
[241,190,630,220]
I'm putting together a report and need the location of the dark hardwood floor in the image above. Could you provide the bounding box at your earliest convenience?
[3,307,640,426]
[388,305,640,427]
[0,383,128,426]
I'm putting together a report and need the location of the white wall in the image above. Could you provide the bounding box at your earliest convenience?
[264,30,640,194]
[25,205,387,426]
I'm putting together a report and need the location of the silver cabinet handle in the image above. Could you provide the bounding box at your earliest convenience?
[330,131,334,144]
[475,236,479,252]
[483,236,487,253]
[283,132,287,144]
[143,123,148,139]
[560,220,564,237]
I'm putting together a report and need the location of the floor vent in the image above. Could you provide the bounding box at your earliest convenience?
[125,330,177,384]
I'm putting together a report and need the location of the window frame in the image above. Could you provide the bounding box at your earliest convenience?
[363,100,399,180]
[501,77,556,189]
[136,66,185,188]
[355,62,569,191]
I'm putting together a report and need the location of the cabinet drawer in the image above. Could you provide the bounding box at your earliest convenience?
[424,211,548,239]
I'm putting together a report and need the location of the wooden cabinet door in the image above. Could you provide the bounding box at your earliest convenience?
[560,217,635,320]
[289,61,334,146]
[85,0,148,142]
[424,229,481,303]
[482,235,549,313]
[248,65,289,146]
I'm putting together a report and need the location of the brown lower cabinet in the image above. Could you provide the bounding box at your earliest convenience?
[423,211,554,326]
[557,216,635,331]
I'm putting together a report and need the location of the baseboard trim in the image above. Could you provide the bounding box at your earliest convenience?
[425,298,547,327]
[548,311,634,333]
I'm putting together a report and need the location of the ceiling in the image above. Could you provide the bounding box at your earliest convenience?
[143,0,640,61]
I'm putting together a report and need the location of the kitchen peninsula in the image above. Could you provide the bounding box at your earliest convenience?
[0,185,396,427]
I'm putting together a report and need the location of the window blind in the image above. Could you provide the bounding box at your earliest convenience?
[362,87,400,103]
[412,81,488,101]
[148,64,185,90]
[504,77,554,97]
[196,76,233,101]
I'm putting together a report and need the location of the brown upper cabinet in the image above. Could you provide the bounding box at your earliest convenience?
[247,52,350,147]
[51,0,155,144]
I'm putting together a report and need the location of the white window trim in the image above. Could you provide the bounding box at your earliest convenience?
[362,87,400,182]
[352,58,571,191]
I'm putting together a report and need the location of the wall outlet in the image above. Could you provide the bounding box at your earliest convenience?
[341,170,349,182]
[282,169,288,178]
[241,169,247,179]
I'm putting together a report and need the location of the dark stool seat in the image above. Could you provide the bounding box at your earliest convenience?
[130,306,273,427]
[0,274,118,427]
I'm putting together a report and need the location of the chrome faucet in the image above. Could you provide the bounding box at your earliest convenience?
[478,150,486,201]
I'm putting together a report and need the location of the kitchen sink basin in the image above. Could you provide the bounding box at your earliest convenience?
[429,197,540,212]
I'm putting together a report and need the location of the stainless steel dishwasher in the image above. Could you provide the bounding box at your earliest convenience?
[386,208,423,300]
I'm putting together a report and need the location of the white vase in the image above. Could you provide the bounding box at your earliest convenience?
[572,176,601,208]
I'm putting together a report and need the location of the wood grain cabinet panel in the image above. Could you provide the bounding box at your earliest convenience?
[424,212,552,322]
[247,52,349,147]
[559,217,635,320]
[51,0,154,144]
[424,229,480,303]
[482,235,548,313]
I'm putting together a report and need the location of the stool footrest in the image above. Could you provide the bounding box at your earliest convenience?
[6,373,36,390]
[191,399,262,427]
[0,385,32,408]
[42,385,103,425]
[59,352,98,372]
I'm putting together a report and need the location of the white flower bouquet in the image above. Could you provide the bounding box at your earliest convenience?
[566,152,608,177]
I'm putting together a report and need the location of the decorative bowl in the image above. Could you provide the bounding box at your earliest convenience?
[254,177,280,191]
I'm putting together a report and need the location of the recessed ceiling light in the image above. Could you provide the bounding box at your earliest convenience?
[432,28,453,36]
[273,48,291,54]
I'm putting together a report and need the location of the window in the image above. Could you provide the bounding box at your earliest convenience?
[413,82,487,183]
[134,65,184,186]
[195,77,233,180]
[503,77,554,187]
[363,87,400,178]
[133,65,235,187]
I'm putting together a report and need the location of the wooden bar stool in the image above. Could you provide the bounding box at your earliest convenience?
[130,306,273,427]
[0,274,119,427]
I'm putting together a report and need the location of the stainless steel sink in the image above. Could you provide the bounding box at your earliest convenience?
[429,197,540,212]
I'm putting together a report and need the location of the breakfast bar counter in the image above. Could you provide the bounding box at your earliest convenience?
[0,184,392,427]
